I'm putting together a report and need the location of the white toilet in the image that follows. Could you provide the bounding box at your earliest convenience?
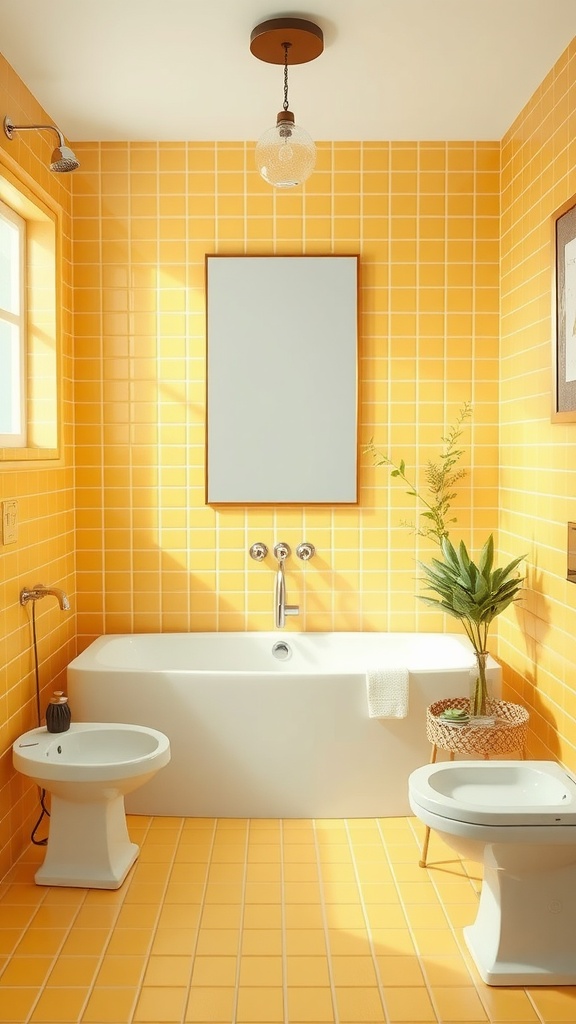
[409,759,576,986]
[13,722,170,889]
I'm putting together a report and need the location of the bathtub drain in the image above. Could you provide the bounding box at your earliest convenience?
[272,641,292,661]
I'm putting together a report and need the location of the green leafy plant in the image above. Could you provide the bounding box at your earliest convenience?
[366,405,525,716]
[365,402,472,546]
[419,535,525,715]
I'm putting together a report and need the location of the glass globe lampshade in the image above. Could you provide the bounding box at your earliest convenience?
[255,112,316,188]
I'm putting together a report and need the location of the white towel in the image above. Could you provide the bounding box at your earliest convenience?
[366,667,409,719]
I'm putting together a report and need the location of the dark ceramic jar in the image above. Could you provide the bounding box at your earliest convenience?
[46,691,71,733]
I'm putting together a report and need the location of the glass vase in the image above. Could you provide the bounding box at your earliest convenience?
[469,651,494,722]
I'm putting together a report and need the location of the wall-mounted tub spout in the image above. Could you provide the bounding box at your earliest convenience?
[273,543,299,629]
[20,584,70,611]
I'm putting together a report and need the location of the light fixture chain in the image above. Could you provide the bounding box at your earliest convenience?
[282,42,291,111]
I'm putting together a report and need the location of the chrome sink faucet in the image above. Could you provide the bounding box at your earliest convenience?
[273,543,299,629]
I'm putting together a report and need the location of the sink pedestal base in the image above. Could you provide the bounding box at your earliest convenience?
[36,793,139,889]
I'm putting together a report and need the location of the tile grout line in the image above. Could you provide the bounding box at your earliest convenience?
[312,818,340,1024]
[123,814,185,1024]
[175,816,219,1024]
[229,819,251,1024]
[280,818,289,1024]
[343,817,392,1024]
[375,816,448,1024]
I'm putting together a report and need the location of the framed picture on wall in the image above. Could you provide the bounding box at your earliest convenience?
[552,194,576,421]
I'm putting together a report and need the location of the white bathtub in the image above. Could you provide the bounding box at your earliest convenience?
[67,632,500,818]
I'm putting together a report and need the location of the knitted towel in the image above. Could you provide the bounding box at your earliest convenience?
[366,667,409,718]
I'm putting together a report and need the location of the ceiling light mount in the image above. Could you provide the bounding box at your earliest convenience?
[249,18,324,65]
[250,17,324,189]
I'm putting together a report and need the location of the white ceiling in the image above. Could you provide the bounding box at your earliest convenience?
[0,0,575,143]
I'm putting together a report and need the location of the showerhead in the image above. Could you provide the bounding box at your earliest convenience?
[50,144,80,173]
[3,115,80,173]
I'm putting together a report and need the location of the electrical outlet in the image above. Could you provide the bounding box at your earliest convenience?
[2,499,18,545]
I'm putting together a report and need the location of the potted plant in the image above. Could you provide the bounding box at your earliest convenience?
[366,405,525,718]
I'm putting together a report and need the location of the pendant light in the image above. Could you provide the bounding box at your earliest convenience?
[250,17,324,188]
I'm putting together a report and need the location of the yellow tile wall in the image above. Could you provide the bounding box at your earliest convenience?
[0,54,76,879]
[72,140,500,642]
[499,38,576,769]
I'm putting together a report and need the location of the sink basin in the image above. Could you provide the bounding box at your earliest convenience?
[14,722,169,783]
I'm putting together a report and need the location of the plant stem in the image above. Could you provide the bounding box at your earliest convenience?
[366,402,472,546]
[471,651,489,717]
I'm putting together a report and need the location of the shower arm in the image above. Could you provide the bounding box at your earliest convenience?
[4,117,65,148]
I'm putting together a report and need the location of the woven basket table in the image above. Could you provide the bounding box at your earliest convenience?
[426,697,529,757]
[418,697,530,868]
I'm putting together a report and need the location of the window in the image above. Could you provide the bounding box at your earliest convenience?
[0,199,26,445]
[0,165,60,461]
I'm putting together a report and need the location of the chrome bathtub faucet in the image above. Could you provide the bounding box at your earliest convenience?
[273,543,299,629]
[249,541,314,629]
[20,584,70,610]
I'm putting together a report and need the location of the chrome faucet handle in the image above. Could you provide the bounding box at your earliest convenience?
[249,542,268,561]
[296,542,315,561]
[273,542,291,562]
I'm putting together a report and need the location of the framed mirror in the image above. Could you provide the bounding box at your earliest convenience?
[205,255,359,504]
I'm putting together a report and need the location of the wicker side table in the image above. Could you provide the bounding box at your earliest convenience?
[418,697,530,867]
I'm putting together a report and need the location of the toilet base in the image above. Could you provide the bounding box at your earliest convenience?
[36,792,139,889]
[465,929,576,986]
[464,846,576,986]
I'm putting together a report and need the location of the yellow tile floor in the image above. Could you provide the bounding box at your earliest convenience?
[0,815,575,1023]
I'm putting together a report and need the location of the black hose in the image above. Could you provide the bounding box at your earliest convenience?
[30,600,49,846]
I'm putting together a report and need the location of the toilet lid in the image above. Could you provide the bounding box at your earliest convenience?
[409,760,576,826]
